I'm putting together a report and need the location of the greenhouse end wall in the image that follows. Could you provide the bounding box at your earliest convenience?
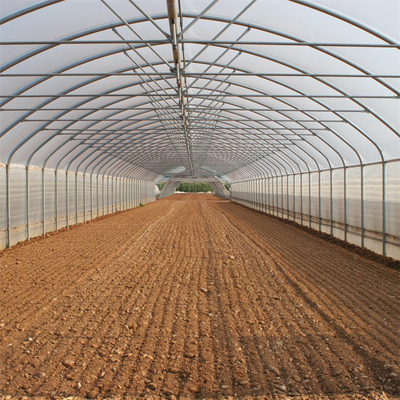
[231,160,400,261]
[0,164,156,250]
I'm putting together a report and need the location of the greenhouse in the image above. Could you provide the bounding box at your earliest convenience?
[0,1,399,399]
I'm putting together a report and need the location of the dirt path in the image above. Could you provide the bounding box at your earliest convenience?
[0,194,399,400]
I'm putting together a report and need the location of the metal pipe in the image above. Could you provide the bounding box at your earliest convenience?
[42,166,46,236]
[55,169,58,231]
[1,40,398,47]
[382,162,386,256]
[1,73,398,77]
[6,164,11,248]
[26,166,30,241]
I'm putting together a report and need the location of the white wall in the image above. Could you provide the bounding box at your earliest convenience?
[0,164,156,250]
[231,160,400,260]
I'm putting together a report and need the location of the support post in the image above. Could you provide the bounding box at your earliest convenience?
[55,169,58,231]
[361,165,365,248]
[344,166,347,241]
[42,166,46,235]
[382,161,386,256]
[66,171,69,228]
[6,164,11,248]
[75,171,78,226]
[26,166,30,241]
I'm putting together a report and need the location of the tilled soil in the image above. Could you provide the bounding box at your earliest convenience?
[0,194,399,400]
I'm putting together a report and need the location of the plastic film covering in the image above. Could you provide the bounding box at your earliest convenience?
[0,0,399,256]
[0,164,156,249]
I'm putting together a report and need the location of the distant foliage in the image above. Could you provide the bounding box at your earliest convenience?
[224,182,231,191]
[157,182,166,190]
[176,182,214,193]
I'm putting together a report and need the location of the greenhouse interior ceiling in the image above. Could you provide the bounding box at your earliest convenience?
[0,0,399,258]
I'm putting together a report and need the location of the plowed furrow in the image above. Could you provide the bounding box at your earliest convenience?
[210,202,399,347]
[0,194,398,400]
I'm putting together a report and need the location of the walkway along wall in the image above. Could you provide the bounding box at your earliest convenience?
[231,160,400,260]
[0,164,156,250]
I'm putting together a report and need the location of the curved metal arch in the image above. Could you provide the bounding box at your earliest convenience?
[0,0,63,25]
[184,84,341,170]
[2,25,392,175]
[206,121,315,175]
[2,9,398,147]
[291,0,398,45]
[18,66,353,177]
[114,130,291,177]
[1,3,396,188]
[6,47,387,179]
[185,12,399,95]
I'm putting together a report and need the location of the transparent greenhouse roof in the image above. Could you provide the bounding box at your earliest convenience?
[0,0,399,181]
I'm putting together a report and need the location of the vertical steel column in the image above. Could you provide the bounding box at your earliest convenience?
[276,176,279,217]
[252,180,254,209]
[124,178,129,210]
[273,177,276,216]
[129,179,132,208]
[117,177,119,211]
[248,180,250,207]
[256,179,259,210]
[255,179,257,210]
[300,172,303,226]
[75,171,78,226]
[66,171,69,228]
[330,168,333,235]
[6,164,11,248]
[382,161,386,256]
[361,165,365,248]
[286,175,289,220]
[308,172,312,228]
[281,175,284,219]
[101,175,104,216]
[344,166,347,241]
[254,179,256,210]
[96,174,99,217]
[90,173,93,221]
[26,166,30,241]
[292,173,296,222]
[108,176,111,214]
[256,179,258,210]
[42,166,46,235]
[116,177,118,211]
[55,169,58,231]
[318,170,322,232]
[83,173,86,223]
[262,178,266,212]
[123,178,125,210]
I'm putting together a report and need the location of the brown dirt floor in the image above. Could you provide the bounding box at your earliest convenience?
[0,194,399,400]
